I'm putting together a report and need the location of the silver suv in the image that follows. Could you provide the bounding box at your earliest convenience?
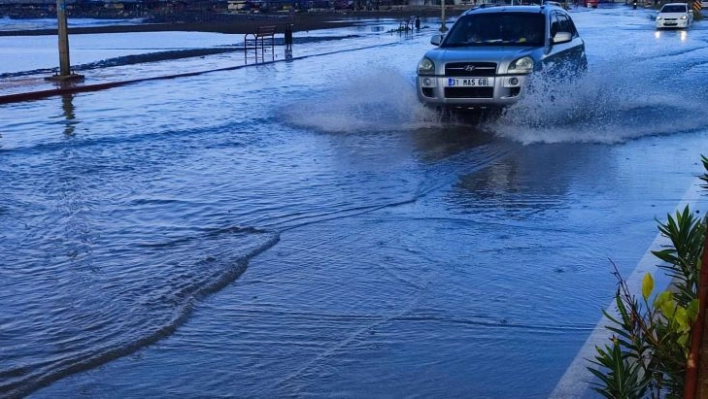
[416,4,587,111]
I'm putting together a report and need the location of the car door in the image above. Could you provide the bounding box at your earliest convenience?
[687,5,694,24]
[543,11,586,76]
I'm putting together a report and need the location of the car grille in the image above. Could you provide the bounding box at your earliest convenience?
[445,87,494,99]
[445,62,497,77]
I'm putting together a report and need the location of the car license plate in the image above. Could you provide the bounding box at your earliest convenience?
[446,78,492,87]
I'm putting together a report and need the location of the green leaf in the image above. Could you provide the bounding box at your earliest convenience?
[654,291,673,310]
[687,299,699,321]
[660,299,676,319]
[678,333,689,349]
[675,307,690,332]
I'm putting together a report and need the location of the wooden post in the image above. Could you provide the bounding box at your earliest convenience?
[685,224,708,398]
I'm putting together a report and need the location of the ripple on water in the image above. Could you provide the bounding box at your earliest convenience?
[0,224,278,397]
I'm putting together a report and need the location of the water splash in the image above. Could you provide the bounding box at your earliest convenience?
[491,60,708,144]
[280,67,443,133]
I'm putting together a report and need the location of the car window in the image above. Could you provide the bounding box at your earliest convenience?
[558,14,570,34]
[661,4,686,12]
[443,13,546,47]
[558,13,577,36]
[550,14,561,37]
[566,15,580,37]
[550,12,578,37]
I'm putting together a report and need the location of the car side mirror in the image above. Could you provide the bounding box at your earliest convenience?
[552,31,572,44]
[431,34,443,46]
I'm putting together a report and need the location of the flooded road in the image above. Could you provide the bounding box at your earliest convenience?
[2,6,708,398]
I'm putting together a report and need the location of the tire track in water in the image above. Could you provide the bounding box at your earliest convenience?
[258,297,424,396]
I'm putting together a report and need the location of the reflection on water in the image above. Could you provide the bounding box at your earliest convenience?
[60,94,77,136]
[452,143,616,214]
[410,123,497,162]
[654,29,688,41]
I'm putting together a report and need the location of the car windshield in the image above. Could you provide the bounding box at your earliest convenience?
[661,5,686,12]
[443,13,546,47]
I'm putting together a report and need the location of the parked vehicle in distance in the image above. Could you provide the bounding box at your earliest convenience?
[416,4,587,113]
[655,3,693,29]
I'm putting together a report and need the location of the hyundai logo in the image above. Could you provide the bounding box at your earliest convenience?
[464,65,476,72]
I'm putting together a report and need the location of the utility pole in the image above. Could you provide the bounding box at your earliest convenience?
[440,0,447,32]
[46,0,84,82]
[57,0,70,76]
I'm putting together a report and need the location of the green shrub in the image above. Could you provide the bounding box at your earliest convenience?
[588,156,708,398]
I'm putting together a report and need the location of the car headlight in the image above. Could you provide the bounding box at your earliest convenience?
[417,57,435,76]
[681,15,687,19]
[656,16,662,20]
[508,56,534,74]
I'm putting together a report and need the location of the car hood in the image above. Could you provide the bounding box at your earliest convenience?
[658,11,688,17]
[429,46,537,61]
[425,46,541,72]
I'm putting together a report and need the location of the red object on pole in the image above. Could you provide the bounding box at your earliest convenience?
[684,224,708,398]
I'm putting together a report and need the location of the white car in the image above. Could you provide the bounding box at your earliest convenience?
[656,3,693,29]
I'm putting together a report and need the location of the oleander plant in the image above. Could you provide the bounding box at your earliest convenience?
[588,155,708,398]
